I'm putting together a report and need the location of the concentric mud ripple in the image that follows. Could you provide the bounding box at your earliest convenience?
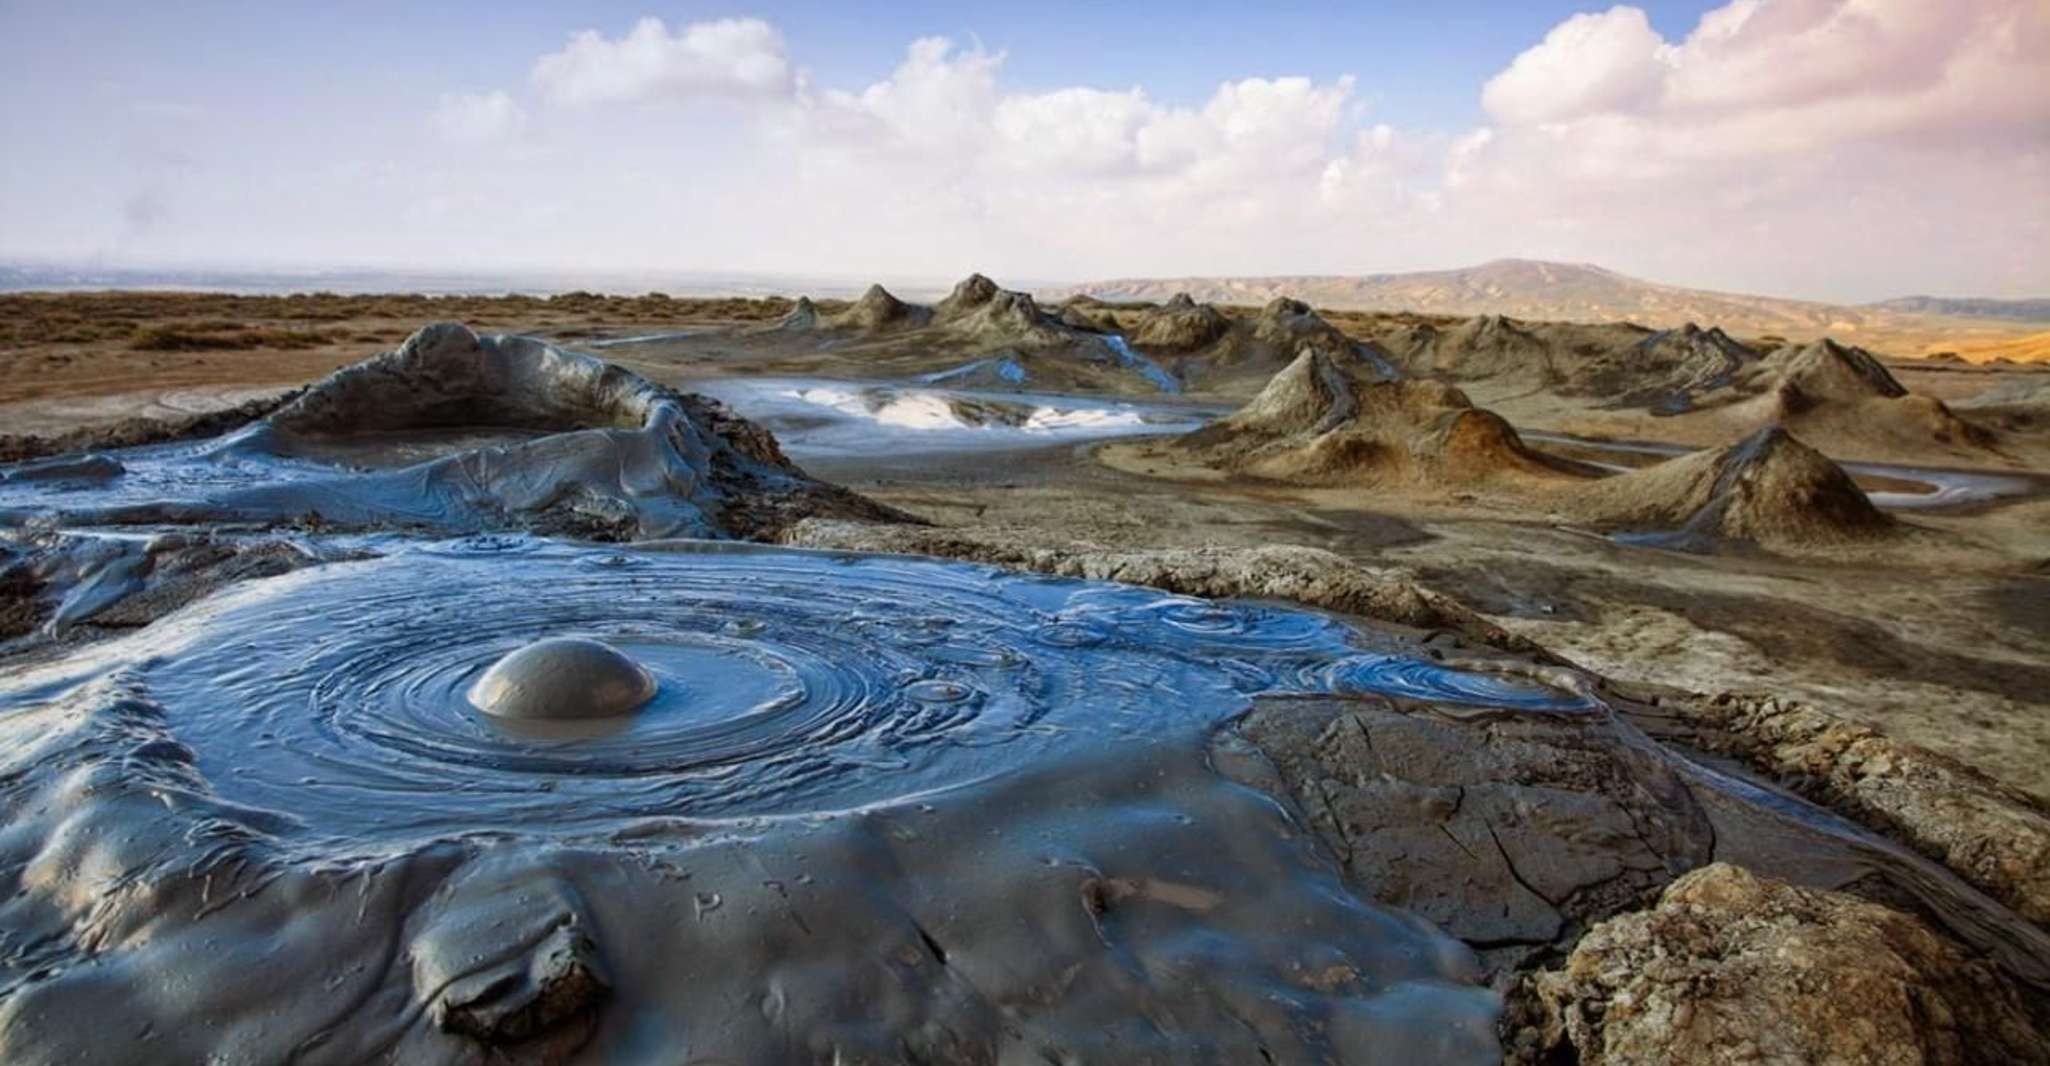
[90,540,1589,848]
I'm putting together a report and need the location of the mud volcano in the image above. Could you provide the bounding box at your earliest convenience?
[1572,425,1896,548]
[0,322,892,540]
[1177,349,1580,487]
[0,537,1633,1061]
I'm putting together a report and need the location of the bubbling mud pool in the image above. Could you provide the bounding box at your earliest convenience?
[0,536,1597,1063]
[22,537,1588,852]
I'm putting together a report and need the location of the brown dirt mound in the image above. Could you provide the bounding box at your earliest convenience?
[825,284,928,334]
[1572,426,1893,546]
[1573,323,1762,410]
[1735,339,1999,457]
[933,272,1002,319]
[1179,350,1575,488]
[760,286,928,336]
[1758,336,1908,401]
[1246,296,1354,359]
[933,273,1072,347]
[1055,296,1120,333]
[1129,293,1230,351]
[1160,297,1361,387]
[1362,313,1722,398]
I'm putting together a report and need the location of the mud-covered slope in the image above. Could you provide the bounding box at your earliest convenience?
[1360,314,1762,411]
[831,283,930,333]
[1732,338,1998,459]
[1577,323,1761,411]
[1129,292,1231,351]
[1572,426,1894,547]
[1178,350,1579,487]
[931,273,1073,348]
[750,275,1182,394]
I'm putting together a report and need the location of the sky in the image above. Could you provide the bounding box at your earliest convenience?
[1,0,2045,302]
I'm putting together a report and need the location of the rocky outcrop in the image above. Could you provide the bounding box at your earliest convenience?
[1572,426,1894,547]
[1514,863,2049,1065]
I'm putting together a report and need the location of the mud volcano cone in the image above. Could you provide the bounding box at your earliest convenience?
[831,284,926,333]
[1131,293,1229,351]
[1573,426,1894,545]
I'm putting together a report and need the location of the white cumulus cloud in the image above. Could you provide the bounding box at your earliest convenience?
[1481,6,1671,125]
[531,16,793,106]
[1444,0,2050,297]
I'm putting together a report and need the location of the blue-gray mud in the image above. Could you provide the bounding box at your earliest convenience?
[0,538,1567,1063]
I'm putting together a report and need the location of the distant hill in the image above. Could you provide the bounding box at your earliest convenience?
[1042,259,2043,358]
[1866,296,2050,323]
[1934,330,2050,364]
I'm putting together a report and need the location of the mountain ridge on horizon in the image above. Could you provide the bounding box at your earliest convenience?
[1043,259,2050,353]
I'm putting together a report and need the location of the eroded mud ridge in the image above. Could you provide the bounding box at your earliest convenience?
[0,539,1610,1062]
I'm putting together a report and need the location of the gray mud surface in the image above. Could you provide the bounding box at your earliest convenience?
[1,538,1599,1063]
